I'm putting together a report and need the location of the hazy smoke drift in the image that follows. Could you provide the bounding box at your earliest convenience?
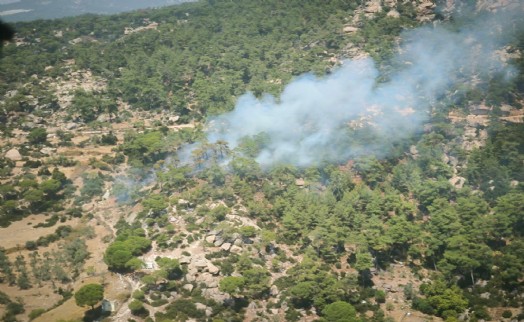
[205,9,521,167]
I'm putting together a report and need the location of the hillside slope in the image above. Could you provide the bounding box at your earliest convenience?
[0,1,523,322]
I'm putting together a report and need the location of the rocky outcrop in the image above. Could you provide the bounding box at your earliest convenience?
[365,0,382,14]
[387,9,400,18]
[40,147,57,155]
[343,26,359,33]
[449,176,466,189]
[417,1,436,22]
[477,0,524,12]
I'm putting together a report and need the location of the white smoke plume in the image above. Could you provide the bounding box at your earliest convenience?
[200,6,522,168]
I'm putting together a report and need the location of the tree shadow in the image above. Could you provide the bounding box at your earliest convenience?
[82,306,110,322]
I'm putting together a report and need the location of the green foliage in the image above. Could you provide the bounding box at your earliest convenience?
[74,283,104,309]
[80,172,105,200]
[286,257,344,310]
[415,280,468,318]
[375,290,386,304]
[27,128,48,145]
[156,257,183,280]
[502,310,512,319]
[163,298,205,320]
[238,267,271,298]
[132,290,145,300]
[104,229,151,271]
[28,308,46,320]
[321,301,358,322]
[100,132,118,145]
[122,131,168,166]
[438,235,491,283]
[0,2,523,321]
[70,90,112,123]
[2,301,25,322]
[129,299,148,316]
[142,194,167,216]
[239,226,257,238]
[219,276,246,297]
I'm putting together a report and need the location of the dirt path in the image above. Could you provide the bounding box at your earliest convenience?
[111,274,142,322]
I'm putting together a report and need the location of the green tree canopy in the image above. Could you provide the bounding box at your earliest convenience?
[27,128,48,145]
[74,283,104,310]
[321,301,358,322]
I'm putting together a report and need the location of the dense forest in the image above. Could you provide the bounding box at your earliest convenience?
[0,0,523,322]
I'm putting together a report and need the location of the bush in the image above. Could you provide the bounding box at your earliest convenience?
[100,132,118,145]
[472,305,491,320]
[375,290,386,303]
[24,160,42,168]
[165,299,205,319]
[25,240,37,250]
[502,310,512,319]
[27,128,47,145]
[239,226,257,238]
[151,299,168,307]
[132,290,145,300]
[28,308,46,320]
[322,301,357,322]
[129,300,148,317]
[412,297,435,315]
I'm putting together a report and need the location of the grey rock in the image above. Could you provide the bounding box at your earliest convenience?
[208,263,220,275]
[205,235,216,244]
[179,256,191,264]
[40,147,56,155]
[186,274,196,282]
[65,122,78,130]
[183,283,194,292]
[480,292,490,299]
[221,242,232,251]
[230,245,243,254]
[194,259,208,269]
[214,237,224,247]
[233,238,243,246]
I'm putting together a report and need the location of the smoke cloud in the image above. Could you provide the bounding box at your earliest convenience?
[196,5,523,168]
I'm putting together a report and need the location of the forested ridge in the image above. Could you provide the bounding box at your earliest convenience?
[0,1,523,322]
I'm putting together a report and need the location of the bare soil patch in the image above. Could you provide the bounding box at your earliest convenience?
[0,216,77,251]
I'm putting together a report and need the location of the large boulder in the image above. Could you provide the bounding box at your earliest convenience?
[214,236,224,247]
[194,258,208,270]
[221,242,232,252]
[208,263,220,275]
[343,26,359,33]
[387,9,400,18]
[201,273,218,288]
[183,283,194,292]
[365,0,382,13]
[5,148,22,161]
[205,235,216,244]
